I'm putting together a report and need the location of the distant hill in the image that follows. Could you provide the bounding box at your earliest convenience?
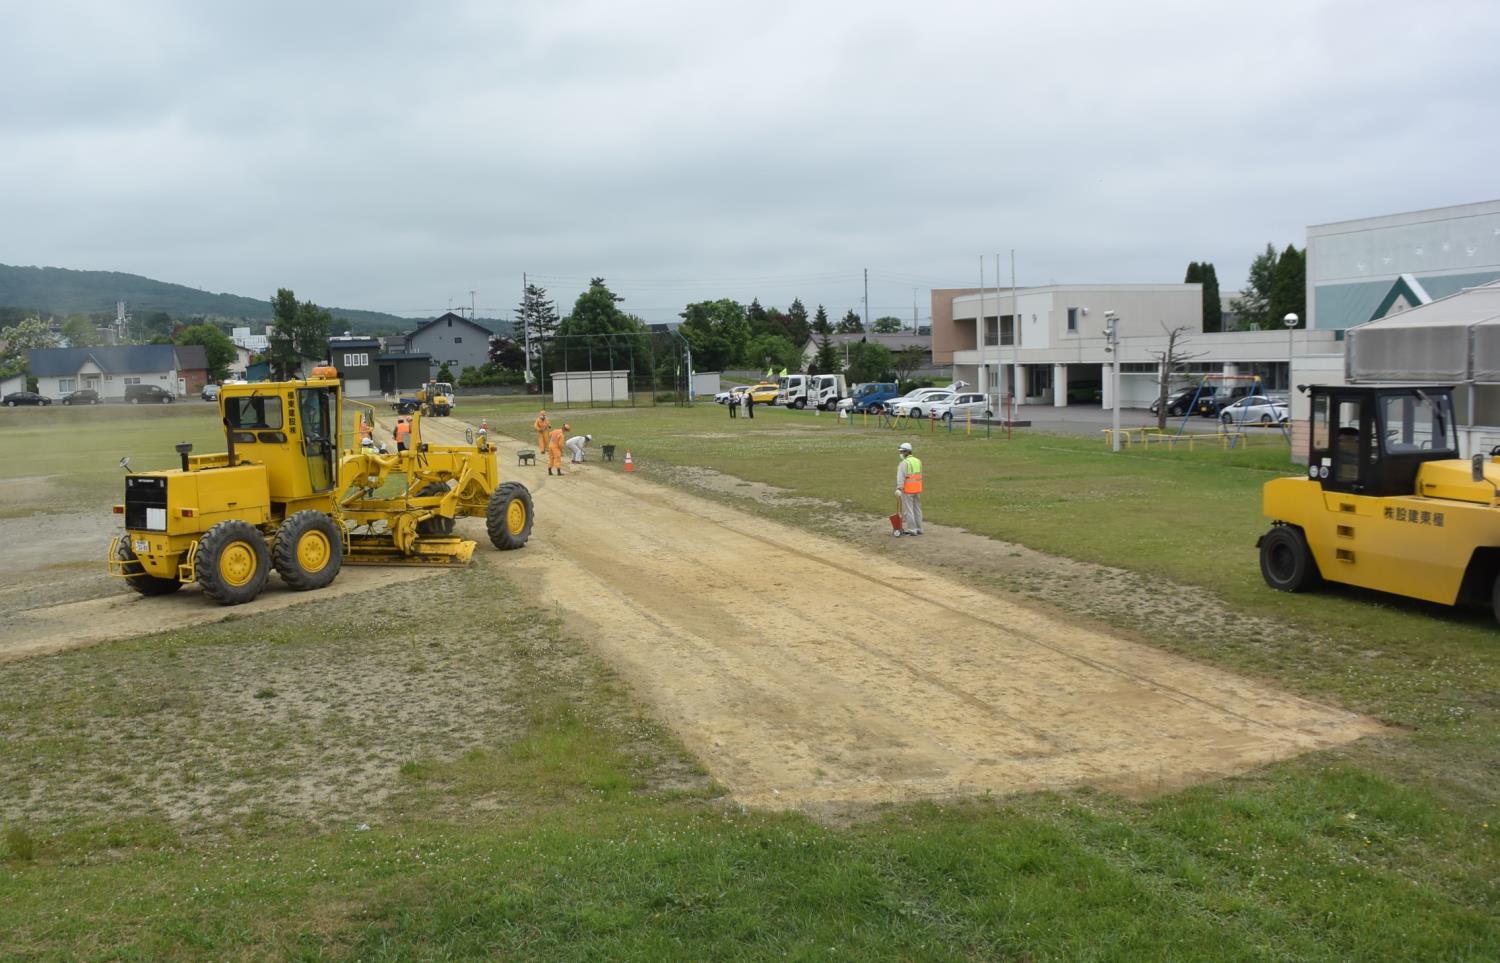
[0,263,415,336]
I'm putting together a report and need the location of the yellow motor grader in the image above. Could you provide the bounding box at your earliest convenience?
[108,372,532,605]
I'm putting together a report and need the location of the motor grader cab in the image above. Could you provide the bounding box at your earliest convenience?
[1258,384,1500,623]
[108,374,533,605]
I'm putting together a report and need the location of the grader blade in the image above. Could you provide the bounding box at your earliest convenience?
[344,534,477,566]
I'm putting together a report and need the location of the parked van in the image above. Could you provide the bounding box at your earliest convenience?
[124,384,176,404]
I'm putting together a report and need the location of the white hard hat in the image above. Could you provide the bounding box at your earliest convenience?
[585,434,593,442]
[898,442,913,452]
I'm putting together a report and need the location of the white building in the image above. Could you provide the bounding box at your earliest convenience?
[934,283,1332,410]
[230,326,270,353]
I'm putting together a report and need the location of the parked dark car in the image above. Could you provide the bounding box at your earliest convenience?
[1150,385,1217,417]
[124,383,176,404]
[201,383,220,401]
[3,391,51,406]
[1195,385,1257,417]
[62,388,100,405]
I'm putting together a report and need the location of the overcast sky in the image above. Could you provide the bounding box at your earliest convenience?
[4,0,1498,325]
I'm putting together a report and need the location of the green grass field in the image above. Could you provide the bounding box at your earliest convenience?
[1,400,1496,960]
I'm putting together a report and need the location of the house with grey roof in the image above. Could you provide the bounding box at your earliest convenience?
[402,312,493,379]
[27,344,208,400]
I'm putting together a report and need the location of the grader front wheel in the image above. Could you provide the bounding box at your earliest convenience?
[486,482,533,550]
[272,510,343,591]
[196,519,271,605]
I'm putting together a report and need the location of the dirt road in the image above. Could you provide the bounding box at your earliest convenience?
[415,416,1383,809]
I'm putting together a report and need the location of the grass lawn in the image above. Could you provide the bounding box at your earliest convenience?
[1,400,1496,960]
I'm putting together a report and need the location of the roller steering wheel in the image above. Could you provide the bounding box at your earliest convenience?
[1489,445,1500,457]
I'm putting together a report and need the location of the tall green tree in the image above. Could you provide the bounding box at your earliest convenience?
[1201,262,1222,332]
[812,304,838,373]
[786,298,811,346]
[836,309,864,334]
[1185,261,1224,332]
[267,288,333,379]
[551,278,648,377]
[677,298,750,371]
[1268,245,1305,327]
[1230,244,1278,331]
[514,282,559,383]
[175,323,237,380]
[873,316,903,334]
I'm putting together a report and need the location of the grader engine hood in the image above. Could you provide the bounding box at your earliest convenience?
[123,464,270,535]
[1416,459,1500,505]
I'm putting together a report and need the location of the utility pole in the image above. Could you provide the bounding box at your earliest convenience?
[912,288,918,333]
[522,272,531,386]
[863,268,869,330]
[1105,311,1121,452]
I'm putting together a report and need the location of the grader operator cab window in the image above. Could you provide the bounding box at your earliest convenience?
[226,396,285,443]
[1310,385,1460,497]
[298,387,337,492]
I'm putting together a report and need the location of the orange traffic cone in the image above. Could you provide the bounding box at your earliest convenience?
[623,451,635,473]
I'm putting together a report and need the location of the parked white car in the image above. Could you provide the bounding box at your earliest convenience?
[888,390,954,419]
[927,392,994,422]
[715,386,751,404]
[1218,394,1288,425]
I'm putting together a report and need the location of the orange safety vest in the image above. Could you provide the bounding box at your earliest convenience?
[547,428,565,451]
[395,421,411,440]
[901,455,923,494]
[534,416,550,434]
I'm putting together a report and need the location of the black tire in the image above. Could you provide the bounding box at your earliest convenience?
[942,412,953,423]
[114,539,182,596]
[486,481,533,550]
[1259,525,1320,592]
[195,519,270,605]
[130,398,139,405]
[415,481,455,536]
[910,408,923,419]
[271,510,342,591]
[4,401,12,407]
[161,396,172,404]
[1221,413,1233,425]
[1260,414,1273,425]
[1491,573,1500,628]
[984,410,994,419]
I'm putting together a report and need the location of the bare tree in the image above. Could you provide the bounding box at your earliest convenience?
[1150,324,1205,430]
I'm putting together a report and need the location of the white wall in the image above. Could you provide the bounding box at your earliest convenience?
[551,369,631,405]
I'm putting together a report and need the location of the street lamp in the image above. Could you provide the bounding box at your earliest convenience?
[1104,311,1121,452]
[1283,313,1299,393]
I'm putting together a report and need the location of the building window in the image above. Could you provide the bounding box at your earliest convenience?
[983,316,998,346]
[105,375,113,382]
[1067,307,1079,332]
[1000,317,1015,346]
[453,337,462,344]
[124,377,141,385]
[343,352,368,366]
[447,318,452,327]
[59,378,77,392]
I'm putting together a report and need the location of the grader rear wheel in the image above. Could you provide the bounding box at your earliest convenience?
[272,510,343,591]
[195,519,270,605]
[114,539,182,596]
[486,482,533,550]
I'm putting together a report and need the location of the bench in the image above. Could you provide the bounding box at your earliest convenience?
[517,449,536,466]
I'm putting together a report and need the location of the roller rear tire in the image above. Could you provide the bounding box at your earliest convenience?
[272,510,342,591]
[486,482,533,550]
[1259,525,1320,592]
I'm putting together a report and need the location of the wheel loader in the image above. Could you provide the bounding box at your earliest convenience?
[107,372,532,605]
[1258,384,1500,623]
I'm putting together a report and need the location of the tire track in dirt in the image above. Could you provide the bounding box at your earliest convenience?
[416,415,1385,811]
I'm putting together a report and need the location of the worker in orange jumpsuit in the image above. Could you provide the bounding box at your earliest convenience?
[533,409,551,455]
[546,422,569,476]
[356,414,372,446]
[394,416,412,452]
